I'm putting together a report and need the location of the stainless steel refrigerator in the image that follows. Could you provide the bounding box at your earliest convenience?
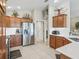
[22,22,34,46]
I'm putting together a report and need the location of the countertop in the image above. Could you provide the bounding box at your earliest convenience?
[50,34,79,43]
[50,34,79,59]
[52,34,79,59]
[56,42,79,59]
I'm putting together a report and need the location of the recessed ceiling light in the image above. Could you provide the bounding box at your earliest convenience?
[54,0,58,3]
[17,6,21,9]
[7,6,12,9]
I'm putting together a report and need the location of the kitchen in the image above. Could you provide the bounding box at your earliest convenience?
[0,0,79,59]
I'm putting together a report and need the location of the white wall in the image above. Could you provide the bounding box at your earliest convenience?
[49,0,70,37]
[6,10,32,18]
[48,0,54,34]
[6,28,17,35]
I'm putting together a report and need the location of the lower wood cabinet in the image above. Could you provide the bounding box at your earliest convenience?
[0,49,6,59]
[56,37,63,48]
[15,35,21,46]
[60,54,71,59]
[10,35,21,48]
[0,35,7,59]
[63,38,71,45]
[49,35,71,49]
[50,35,56,48]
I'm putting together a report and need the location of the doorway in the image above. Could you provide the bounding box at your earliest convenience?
[35,20,48,44]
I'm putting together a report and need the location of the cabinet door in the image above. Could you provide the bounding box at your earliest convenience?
[60,54,71,59]
[57,16,63,27]
[53,17,58,27]
[56,36,63,48]
[3,16,10,27]
[10,35,15,47]
[63,38,71,45]
[50,35,56,49]
[10,17,20,28]
[0,36,2,49]
[15,35,21,46]
[57,15,66,27]
[53,14,66,27]
[0,15,2,35]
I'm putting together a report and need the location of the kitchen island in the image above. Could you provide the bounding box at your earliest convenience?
[54,34,79,59]
[49,34,79,59]
[56,42,79,59]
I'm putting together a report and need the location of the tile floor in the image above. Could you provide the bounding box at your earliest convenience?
[10,43,56,59]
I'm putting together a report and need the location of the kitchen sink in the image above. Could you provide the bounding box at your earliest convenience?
[69,38,79,42]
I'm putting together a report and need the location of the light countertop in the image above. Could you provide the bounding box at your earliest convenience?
[56,42,79,59]
[50,34,79,43]
[50,34,79,59]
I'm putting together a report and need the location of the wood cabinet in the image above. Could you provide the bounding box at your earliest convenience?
[0,0,7,59]
[50,35,56,48]
[10,17,20,27]
[2,16,21,27]
[50,35,71,49]
[0,49,7,59]
[10,35,21,48]
[60,54,71,59]
[15,35,21,46]
[53,16,58,27]
[0,36,7,59]
[63,38,71,45]
[53,14,67,27]
[2,16,33,27]
[56,36,63,48]
[3,16,11,27]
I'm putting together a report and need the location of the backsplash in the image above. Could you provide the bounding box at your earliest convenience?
[6,28,21,35]
[50,28,70,37]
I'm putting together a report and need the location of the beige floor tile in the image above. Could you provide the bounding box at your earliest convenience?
[11,43,56,59]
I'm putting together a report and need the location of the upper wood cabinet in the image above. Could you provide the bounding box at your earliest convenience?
[10,17,33,27]
[3,16,11,27]
[2,16,33,27]
[53,14,67,27]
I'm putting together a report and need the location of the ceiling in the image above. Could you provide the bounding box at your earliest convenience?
[6,0,48,11]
